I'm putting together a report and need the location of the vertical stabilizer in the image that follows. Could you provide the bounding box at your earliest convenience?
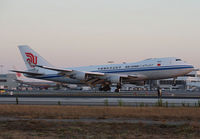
[18,45,53,72]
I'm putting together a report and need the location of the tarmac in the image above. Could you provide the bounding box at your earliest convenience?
[0,97,200,106]
[0,90,200,106]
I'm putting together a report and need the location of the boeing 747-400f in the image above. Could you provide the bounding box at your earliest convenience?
[11,45,194,92]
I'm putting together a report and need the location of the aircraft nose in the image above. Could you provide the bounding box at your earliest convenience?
[185,62,194,69]
[188,65,195,72]
[188,65,194,70]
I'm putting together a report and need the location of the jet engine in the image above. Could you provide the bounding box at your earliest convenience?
[106,75,122,83]
[70,71,87,80]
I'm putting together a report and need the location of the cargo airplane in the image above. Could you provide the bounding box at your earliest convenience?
[11,45,194,92]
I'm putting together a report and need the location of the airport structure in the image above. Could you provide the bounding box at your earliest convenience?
[122,71,200,91]
[159,71,200,91]
[0,74,18,90]
[1,71,200,91]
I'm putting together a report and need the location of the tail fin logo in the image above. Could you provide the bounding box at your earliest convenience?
[25,53,37,67]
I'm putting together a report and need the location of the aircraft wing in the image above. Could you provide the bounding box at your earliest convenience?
[35,65,73,72]
[36,65,105,76]
[36,65,106,86]
[10,70,44,76]
[36,65,145,85]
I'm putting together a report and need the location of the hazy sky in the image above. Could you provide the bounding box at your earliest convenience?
[0,0,200,73]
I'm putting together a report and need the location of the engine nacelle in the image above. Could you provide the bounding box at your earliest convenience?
[106,75,121,83]
[71,72,86,81]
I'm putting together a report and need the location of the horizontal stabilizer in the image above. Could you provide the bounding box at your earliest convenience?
[10,70,44,76]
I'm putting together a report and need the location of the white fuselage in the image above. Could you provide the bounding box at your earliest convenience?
[28,57,194,84]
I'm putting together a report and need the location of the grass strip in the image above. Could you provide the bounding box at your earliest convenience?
[0,105,199,121]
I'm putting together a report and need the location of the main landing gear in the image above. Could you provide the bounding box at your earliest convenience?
[99,83,122,92]
[115,83,121,92]
[99,84,111,91]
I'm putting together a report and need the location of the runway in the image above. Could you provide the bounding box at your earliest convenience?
[0,96,200,106]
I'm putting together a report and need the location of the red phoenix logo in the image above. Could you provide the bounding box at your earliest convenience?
[25,52,37,67]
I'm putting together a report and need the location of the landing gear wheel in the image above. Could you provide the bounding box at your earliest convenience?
[115,83,121,93]
[172,82,177,86]
[115,88,120,92]
[99,84,111,91]
[172,78,177,86]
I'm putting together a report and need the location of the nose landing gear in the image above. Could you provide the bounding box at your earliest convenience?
[172,78,177,86]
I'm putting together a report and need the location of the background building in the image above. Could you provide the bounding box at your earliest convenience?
[158,71,200,91]
[0,74,18,90]
[122,71,200,92]
[1,71,200,91]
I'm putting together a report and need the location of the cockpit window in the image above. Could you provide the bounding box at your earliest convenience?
[176,59,182,61]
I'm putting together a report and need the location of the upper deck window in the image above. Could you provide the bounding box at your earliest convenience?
[176,59,182,61]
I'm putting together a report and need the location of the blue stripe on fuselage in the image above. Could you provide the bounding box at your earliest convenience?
[94,65,194,73]
[36,65,194,79]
